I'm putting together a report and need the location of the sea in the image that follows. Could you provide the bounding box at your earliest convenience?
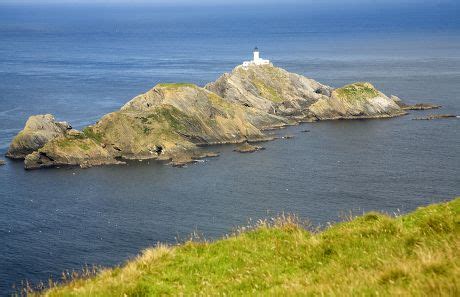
[0,2,459,294]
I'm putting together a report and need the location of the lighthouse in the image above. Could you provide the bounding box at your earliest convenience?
[253,47,260,61]
[242,47,271,68]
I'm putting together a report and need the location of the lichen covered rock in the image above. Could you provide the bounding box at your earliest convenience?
[206,64,331,120]
[9,65,419,170]
[6,114,71,159]
[309,82,406,119]
[206,65,405,121]
[24,135,122,170]
[98,83,286,160]
[234,142,264,153]
[19,83,287,169]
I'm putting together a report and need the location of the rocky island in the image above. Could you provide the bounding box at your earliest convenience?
[7,60,429,169]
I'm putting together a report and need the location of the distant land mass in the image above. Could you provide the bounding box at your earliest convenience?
[6,64,439,169]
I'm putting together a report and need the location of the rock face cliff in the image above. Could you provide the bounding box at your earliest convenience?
[8,64,412,169]
[206,65,405,120]
[17,83,288,169]
[90,83,286,160]
[206,65,332,121]
[309,82,406,120]
[6,114,71,159]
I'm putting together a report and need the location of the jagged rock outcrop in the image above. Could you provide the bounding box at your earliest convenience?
[24,144,121,170]
[6,114,71,159]
[234,142,264,153]
[391,96,441,110]
[206,65,332,121]
[309,82,406,120]
[20,83,288,169]
[95,83,287,158]
[207,65,405,121]
[412,114,458,120]
[8,64,429,170]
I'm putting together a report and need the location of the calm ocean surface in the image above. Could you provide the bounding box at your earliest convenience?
[0,2,459,294]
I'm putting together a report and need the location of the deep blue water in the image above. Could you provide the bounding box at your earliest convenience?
[0,3,460,294]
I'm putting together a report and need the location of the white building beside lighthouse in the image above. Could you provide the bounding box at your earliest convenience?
[242,47,271,68]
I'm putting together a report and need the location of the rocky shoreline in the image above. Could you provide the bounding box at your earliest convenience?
[412,114,458,120]
[6,64,438,170]
[234,142,265,153]
[391,95,441,111]
[401,104,441,110]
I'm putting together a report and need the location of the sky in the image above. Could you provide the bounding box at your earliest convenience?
[0,0,457,16]
[0,0,457,5]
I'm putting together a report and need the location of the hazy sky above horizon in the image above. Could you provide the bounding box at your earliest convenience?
[0,0,457,5]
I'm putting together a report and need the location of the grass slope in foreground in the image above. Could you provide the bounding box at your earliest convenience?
[44,198,460,296]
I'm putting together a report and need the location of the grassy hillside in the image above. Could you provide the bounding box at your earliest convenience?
[43,198,459,296]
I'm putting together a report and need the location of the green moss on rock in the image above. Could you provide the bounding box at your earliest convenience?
[253,79,284,103]
[157,83,197,89]
[82,127,104,143]
[334,82,379,101]
[55,137,93,151]
[146,105,194,132]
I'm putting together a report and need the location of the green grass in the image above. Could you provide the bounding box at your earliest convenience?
[41,198,460,296]
[156,83,197,89]
[82,127,103,143]
[54,138,92,151]
[206,92,235,117]
[335,82,380,101]
[142,126,151,135]
[55,138,74,149]
[252,79,285,103]
[53,129,101,151]
[146,105,190,132]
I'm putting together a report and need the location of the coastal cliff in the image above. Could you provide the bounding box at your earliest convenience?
[309,82,406,120]
[8,64,414,169]
[205,65,405,120]
[16,82,288,169]
[205,65,332,120]
[6,114,72,159]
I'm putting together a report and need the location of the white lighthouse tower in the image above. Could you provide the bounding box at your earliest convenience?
[242,47,271,68]
[253,47,260,61]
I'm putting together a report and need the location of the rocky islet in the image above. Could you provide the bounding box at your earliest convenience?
[6,64,435,169]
